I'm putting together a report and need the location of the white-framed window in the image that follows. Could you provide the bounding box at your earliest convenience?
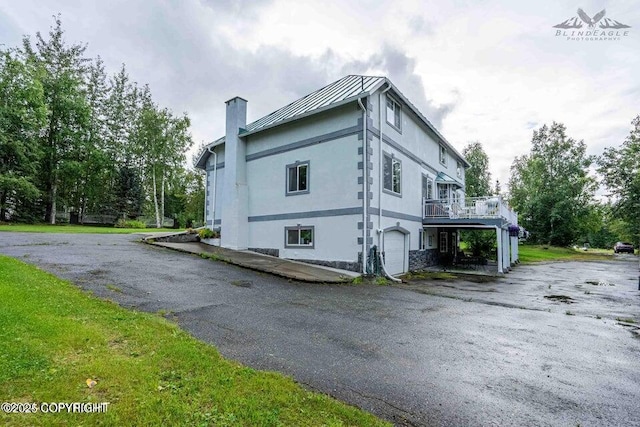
[386,96,402,131]
[439,145,447,166]
[421,229,435,249]
[439,232,448,253]
[438,184,448,202]
[456,161,462,178]
[285,225,314,248]
[286,161,309,195]
[422,174,434,200]
[452,191,460,204]
[383,153,401,195]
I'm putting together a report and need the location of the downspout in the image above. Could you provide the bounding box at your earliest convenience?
[379,251,402,283]
[357,98,368,274]
[374,83,400,282]
[378,85,391,233]
[378,84,391,258]
[207,147,217,232]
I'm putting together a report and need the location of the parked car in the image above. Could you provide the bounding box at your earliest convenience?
[613,242,635,254]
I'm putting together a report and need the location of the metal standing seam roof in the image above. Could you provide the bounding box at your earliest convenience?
[242,75,386,135]
[195,74,469,169]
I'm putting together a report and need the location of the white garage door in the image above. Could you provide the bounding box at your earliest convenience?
[384,231,407,276]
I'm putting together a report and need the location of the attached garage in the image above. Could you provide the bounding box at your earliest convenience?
[383,230,408,276]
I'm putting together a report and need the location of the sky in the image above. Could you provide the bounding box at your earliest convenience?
[1,0,638,190]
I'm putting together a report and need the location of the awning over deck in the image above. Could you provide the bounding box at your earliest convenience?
[435,172,463,188]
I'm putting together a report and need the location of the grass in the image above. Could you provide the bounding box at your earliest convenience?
[0,223,179,234]
[518,245,614,263]
[0,255,388,427]
[401,271,458,281]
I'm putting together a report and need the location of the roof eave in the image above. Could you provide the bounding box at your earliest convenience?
[194,138,225,169]
[382,79,471,168]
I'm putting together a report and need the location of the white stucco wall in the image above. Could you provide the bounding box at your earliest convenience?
[242,104,363,263]
[249,215,360,262]
[367,89,467,252]
[201,85,466,266]
[205,146,225,226]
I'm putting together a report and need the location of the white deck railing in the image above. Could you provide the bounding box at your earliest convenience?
[423,196,518,225]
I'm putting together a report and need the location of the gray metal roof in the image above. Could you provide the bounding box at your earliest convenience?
[242,75,385,135]
[195,74,469,169]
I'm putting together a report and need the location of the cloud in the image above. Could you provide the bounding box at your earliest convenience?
[341,45,457,129]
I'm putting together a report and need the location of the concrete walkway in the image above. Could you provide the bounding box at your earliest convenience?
[147,240,359,283]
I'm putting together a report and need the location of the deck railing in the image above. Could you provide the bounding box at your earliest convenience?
[423,196,518,224]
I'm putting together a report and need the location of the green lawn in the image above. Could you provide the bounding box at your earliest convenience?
[518,245,615,263]
[0,255,388,426]
[0,224,179,234]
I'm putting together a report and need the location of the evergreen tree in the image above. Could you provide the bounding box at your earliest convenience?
[0,49,47,221]
[22,16,91,223]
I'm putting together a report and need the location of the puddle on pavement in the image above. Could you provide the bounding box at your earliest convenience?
[585,280,615,286]
[544,295,575,304]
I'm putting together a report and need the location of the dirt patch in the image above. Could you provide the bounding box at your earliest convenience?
[544,295,575,304]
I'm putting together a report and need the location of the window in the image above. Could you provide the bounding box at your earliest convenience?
[438,185,448,202]
[439,145,447,166]
[452,191,460,204]
[439,232,448,253]
[286,161,309,195]
[386,96,402,131]
[285,226,314,248]
[421,229,435,249]
[383,153,401,195]
[456,161,462,178]
[422,175,433,200]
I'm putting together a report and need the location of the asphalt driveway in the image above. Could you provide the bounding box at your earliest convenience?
[1,232,639,426]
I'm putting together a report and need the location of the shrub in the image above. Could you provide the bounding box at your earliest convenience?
[198,228,219,239]
[114,219,146,229]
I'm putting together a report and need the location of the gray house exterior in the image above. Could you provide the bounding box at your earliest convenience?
[195,75,519,275]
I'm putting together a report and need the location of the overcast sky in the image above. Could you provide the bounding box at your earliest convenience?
[1,0,638,189]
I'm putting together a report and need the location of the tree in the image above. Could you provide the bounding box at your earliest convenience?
[114,165,143,219]
[133,94,193,228]
[598,115,640,246]
[509,122,596,246]
[0,50,47,221]
[78,57,112,218]
[22,16,91,223]
[583,203,628,249]
[2,17,196,226]
[462,142,491,197]
[461,142,495,257]
[166,167,205,228]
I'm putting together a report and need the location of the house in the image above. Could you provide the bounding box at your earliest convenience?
[195,75,519,276]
